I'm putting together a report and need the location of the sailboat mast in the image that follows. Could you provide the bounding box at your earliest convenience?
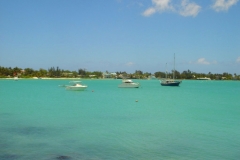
[165,63,167,79]
[173,53,175,80]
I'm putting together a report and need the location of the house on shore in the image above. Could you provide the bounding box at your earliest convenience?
[102,72,117,79]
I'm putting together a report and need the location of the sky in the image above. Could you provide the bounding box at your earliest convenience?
[0,0,240,74]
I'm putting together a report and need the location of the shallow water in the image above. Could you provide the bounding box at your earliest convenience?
[0,79,240,160]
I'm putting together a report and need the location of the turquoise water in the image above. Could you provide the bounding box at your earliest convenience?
[0,79,240,160]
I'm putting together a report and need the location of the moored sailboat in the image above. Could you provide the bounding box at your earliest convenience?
[160,53,181,86]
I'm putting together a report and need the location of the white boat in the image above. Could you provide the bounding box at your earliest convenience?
[197,77,211,80]
[14,77,18,81]
[65,81,87,91]
[118,79,140,88]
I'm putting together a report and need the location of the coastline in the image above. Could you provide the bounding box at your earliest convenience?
[0,77,118,80]
[1,77,83,80]
[1,77,239,81]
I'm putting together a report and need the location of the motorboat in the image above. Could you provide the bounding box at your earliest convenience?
[65,81,87,91]
[160,53,182,86]
[197,77,211,80]
[118,79,140,88]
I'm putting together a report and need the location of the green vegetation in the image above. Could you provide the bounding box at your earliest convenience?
[0,66,239,80]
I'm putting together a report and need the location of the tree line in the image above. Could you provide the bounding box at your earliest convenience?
[0,66,239,80]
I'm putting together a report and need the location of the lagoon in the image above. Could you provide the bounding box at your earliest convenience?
[0,79,240,160]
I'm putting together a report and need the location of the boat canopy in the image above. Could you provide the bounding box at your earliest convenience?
[122,79,133,83]
[69,81,82,83]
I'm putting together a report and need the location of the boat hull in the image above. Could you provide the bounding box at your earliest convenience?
[66,86,87,91]
[196,78,211,80]
[118,84,140,88]
[161,82,181,86]
[160,79,181,86]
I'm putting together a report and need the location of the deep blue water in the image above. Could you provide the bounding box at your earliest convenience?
[0,79,240,160]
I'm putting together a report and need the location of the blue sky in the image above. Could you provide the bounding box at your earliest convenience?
[0,0,239,74]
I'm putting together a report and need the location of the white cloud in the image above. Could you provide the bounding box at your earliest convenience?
[179,0,201,17]
[142,7,157,16]
[196,58,210,65]
[196,58,217,65]
[142,0,174,17]
[142,0,200,17]
[212,0,239,12]
[152,0,174,11]
[236,57,240,63]
[125,62,135,66]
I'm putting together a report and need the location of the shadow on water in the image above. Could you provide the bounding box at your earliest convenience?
[0,154,21,160]
[2,125,67,138]
[8,126,48,136]
[0,126,101,160]
[55,155,72,160]
[0,154,76,160]
[0,113,13,116]
[46,154,86,160]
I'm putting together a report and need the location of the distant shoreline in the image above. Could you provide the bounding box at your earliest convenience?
[0,77,117,80]
[1,78,239,81]
[1,77,84,80]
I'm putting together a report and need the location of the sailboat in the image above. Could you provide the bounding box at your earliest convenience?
[160,53,182,86]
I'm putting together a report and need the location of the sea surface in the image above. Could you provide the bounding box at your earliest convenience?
[0,79,240,160]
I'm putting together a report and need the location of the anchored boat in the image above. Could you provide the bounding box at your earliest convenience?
[65,81,87,91]
[160,53,182,86]
[118,79,140,88]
